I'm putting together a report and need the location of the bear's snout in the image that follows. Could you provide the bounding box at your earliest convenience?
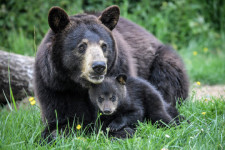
[92,61,106,74]
[103,108,112,115]
[80,42,108,84]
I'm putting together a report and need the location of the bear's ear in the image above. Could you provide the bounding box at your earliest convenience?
[48,7,70,33]
[116,74,127,85]
[99,5,120,30]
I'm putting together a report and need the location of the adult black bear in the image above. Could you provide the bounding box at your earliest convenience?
[88,74,182,138]
[34,5,189,140]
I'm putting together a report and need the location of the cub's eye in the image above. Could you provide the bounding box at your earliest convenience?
[110,95,116,102]
[101,43,107,52]
[98,97,104,103]
[78,43,87,53]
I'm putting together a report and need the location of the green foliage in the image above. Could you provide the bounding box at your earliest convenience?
[1,0,224,52]
[0,97,224,149]
[0,0,83,55]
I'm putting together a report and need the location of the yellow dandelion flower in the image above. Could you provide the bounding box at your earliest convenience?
[203,47,208,53]
[204,98,208,102]
[76,124,81,130]
[196,81,201,86]
[202,112,206,115]
[29,97,35,102]
[30,100,36,105]
[193,51,198,56]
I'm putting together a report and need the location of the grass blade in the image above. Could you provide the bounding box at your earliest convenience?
[7,57,17,112]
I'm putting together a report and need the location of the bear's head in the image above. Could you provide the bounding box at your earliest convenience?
[48,6,120,85]
[88,74,127,115]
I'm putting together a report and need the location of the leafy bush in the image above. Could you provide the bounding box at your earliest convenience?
[0,0,224,54]
[0,0,83,54]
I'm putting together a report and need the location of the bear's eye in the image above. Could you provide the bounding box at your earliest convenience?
[78,43,87,53]
[110,95,116,102]
[101,43,107,52]
[98,97,104,103]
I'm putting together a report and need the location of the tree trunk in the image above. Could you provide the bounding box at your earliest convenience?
[0,50,34,104]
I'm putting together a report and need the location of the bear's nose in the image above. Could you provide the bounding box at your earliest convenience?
[92,61,106,74]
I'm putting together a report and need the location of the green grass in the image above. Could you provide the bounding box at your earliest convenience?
[0,96,224,149]
[179,35,225,85]
[2,28,35,56]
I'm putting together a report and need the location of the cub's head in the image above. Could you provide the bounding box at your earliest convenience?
[48,6,120,85]
[88,74,127,115]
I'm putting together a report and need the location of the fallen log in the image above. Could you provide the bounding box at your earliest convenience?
[0,50,34,104]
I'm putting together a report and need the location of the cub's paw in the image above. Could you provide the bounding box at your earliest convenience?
[108,121,125,132]
[109,126,135,139]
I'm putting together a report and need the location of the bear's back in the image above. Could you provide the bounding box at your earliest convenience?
[115,17,161,48]
[113,18,162,79]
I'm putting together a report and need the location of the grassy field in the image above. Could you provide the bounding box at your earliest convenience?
[0,96,224,149]
[179,37,225,85]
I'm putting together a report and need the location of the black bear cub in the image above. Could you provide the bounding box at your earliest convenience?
[88,74,182,134]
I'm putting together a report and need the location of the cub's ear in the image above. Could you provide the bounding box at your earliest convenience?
[116,74,127,85]
[48,7,70,33]
[99,5,120,30]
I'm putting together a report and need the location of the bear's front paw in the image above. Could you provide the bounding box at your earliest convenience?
[108,120,125,132]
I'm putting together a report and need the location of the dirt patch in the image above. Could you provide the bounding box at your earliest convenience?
[191,84,225,100]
